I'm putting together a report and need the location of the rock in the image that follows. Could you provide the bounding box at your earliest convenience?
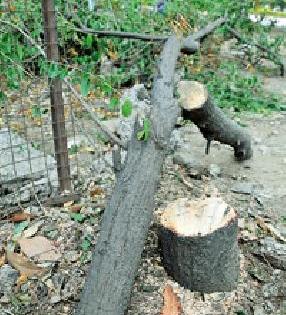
[100,56,114,75]
[253,137,262,145]
[50,295,61,304]
[0,264,18,295]
[64,250,80,263]
[253,306,266,315]
[173,150,203,170]
[0,128,57,184]
[258,145,268,155]
[258,237,286,270]
[208,164,221,177]
[231,183,255,195]
[20,189,31,203]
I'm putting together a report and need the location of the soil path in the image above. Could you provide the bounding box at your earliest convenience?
[188,112,286,218]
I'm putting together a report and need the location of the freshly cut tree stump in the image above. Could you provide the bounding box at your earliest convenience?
[177,81,252,161]
[158,197,239,293]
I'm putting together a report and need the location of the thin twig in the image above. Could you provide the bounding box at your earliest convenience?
[226,25,284,76]
[76,27,168,41]
[64,79,126,148]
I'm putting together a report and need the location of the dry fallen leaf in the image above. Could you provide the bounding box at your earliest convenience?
[18,236,61,262]
[90,186,105,198]
[69,204,82,213]
[6,250,46,277]
[17,273,28,286]
[8,212,33,222]
[161,285,182,315]
[0,255,5,267]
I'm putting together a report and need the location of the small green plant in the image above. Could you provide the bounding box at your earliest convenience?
[137,118,151,141]
[13,221,29,237]
[121,98,133,118]
[68,144,80,155]
[70,212,86,223]
[81,235,92,251]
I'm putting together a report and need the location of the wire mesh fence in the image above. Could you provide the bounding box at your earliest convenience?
[0,0,170,208]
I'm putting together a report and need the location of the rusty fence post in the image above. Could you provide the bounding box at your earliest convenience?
[41,0,71,192]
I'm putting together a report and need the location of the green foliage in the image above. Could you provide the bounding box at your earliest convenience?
[0,0,285,113]
[80,73,91,96]
[186,60,286,112]
[13,221,29,237]
[68,144,80,155]
[137,118,151,141]
[121,99,133,117]
[70,212,86,223]
[81,235,92,251]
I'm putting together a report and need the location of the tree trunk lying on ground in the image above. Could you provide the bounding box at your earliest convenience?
[158,197,239,293]
[77,35,182,315]
[77,18,230,315]
[177,80,252,160]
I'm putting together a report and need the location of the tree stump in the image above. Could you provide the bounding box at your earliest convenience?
[177,80,252,161]
[158,197,239,293]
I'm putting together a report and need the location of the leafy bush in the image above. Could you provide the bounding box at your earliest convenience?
[0,0,285,112]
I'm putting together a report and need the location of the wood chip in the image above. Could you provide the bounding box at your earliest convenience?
[161,285,182,315]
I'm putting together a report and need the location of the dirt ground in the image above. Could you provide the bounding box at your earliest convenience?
[125,111,286,315]
[1,80,286,315]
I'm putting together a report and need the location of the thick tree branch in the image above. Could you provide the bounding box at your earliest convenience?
[77,17,226,315]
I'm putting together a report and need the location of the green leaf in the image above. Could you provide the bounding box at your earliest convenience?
[13,221,29,237]
[85,34,93,48]
[68,144,79,155]
[81,237,92,251]
[80,74,90,97]
[121,99,133,117]
[143,118,151,140]
[137,130,145,141]
[70,212,85,223]
[109,97,120,110]
[17,45,23,60]
[0,91,7,102]
[136,118,152,141]
[31,105,42,118]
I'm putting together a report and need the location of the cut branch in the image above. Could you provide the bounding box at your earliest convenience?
[178,80,252,160]
[158,197,239,292]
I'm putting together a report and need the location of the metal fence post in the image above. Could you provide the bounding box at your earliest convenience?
[41,0,71,192]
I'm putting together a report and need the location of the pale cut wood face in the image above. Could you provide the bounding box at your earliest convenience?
[177,80,208,110]
[160,197,236,237]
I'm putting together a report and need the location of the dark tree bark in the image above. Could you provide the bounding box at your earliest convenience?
[77,18,227,315]
[178,81,252,160]
[77,36,181,315]
[158,197,239,293]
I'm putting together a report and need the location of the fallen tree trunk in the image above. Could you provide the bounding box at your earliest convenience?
[158,197,239,292]
[77,19,226,315]
[178,80,252,160]
[77,36,181,315]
